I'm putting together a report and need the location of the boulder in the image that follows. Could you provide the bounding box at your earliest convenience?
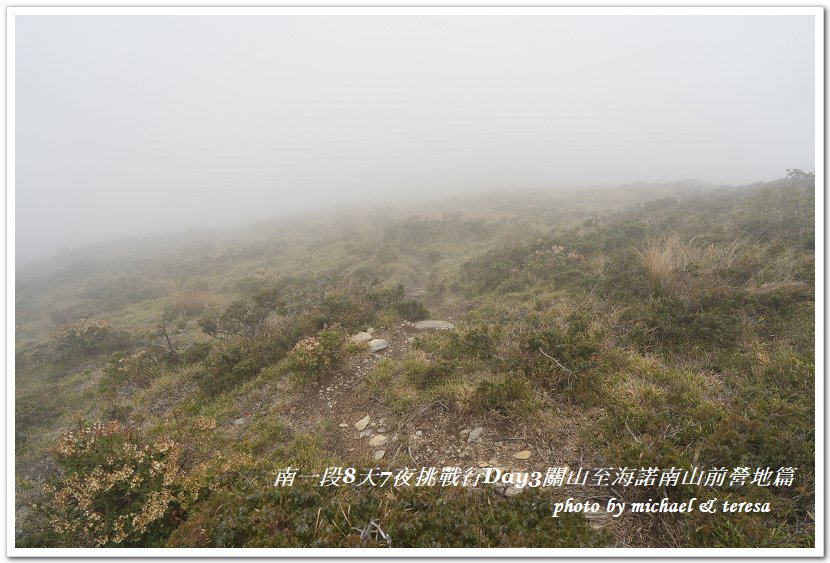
[467,426,484,443]
[351,331,373,343]
[413,320,456,330]
[369,339,389,352]
[368,434,388,446]
[355,415,371,431]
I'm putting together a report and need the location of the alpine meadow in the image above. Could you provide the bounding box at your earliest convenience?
[12,11,818,552]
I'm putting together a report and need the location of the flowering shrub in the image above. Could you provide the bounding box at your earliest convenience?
[101,350,160,391]
[43,421,184,547]
[279,326,347,381]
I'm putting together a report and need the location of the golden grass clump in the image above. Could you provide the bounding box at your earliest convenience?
[637,234,691,295]
[172,287,207,317]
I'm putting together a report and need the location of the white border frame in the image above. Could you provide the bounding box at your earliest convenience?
[5,5,824,558]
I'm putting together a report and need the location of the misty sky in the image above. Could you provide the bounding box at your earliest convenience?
[15,14,816,263]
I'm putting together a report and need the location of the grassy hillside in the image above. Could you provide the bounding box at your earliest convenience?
[14,172,815,548]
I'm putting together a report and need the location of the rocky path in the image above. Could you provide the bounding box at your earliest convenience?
[286,320,598,477]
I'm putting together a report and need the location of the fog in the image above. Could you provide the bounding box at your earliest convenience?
[15,14,815,264]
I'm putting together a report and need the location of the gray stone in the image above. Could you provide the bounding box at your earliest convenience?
[351,331,373,343]
[368,434,388,446]
[413,320,456,330]
[468,426,484,443]
[369,339,389,352]
[373,450,385,460]
[232,417,247,426]
[355,415,371,431]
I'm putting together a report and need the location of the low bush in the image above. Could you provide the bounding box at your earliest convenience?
[195,344,261,396]
[277,325,349,382]
[471,375,536,419]
[53,319,132,363]
[40,420,185,547]
[520,314,600,389]
[396,299,430,321]
[167,468,607,547]
[100,350,161,392]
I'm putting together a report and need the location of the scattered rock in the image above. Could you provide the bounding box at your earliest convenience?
[367,327,374,334]
[513,450,532,460]
[339,423,349,428]
[467,427,484,443]
[413,320,456,330]
[369,339,389,352]
[460,428,470,435]
[355,415,371,431]
[415,430,423,437]
[377,427,388,433]
[350,331,373,343]
[373,450,385,460]
[368,434,388,446]
[359,429,373,438]
[232,417,247,426]
[503,486,523,497]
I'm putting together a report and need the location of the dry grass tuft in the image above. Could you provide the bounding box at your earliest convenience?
[638,235,762,296]
[636,234,691,295]
[172,286,207,317]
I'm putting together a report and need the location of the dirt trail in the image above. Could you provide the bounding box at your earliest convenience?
[285,322,599,479]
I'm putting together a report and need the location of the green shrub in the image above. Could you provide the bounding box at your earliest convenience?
[520,314,599,388]
[367,283,405,308]
[405,358,455,390]
[195,344,260,396]
[53,319,131,362]
[471,375,535,418]
[100,350,161,392]
[322,294,371,329]
[277,325,349,382]
[396,299,430,321]
[600,362,726,468]
[179,341,213,364]
[167,471,607,547]
[198,299,271,340]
